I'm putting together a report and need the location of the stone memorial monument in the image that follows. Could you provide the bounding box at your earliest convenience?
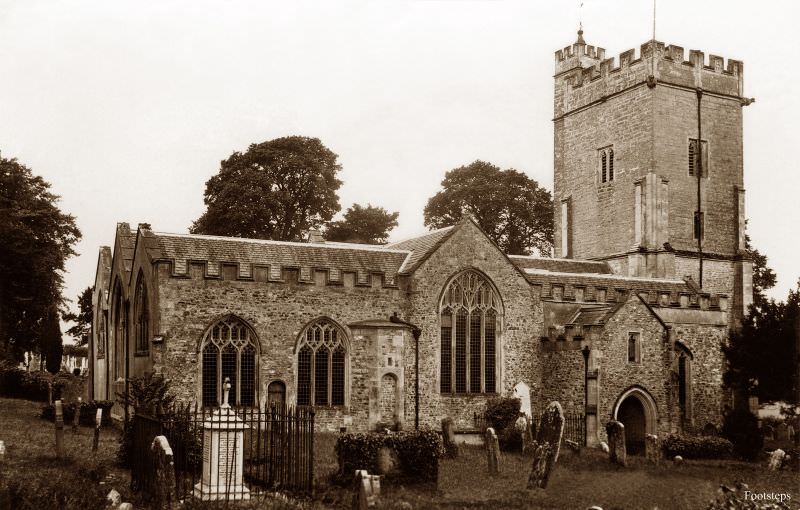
[441,417,459,458]
[606,421,626,467]
[485,427,500,475]
[645,434,661,465]
[527,401,564,489]
[193,378,250,500]
[353,469,381,510]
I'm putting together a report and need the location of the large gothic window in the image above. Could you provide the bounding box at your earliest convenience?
[440,270,502,394]
[113,284,125,381]
[200,317,258,407]
[134,272,149,354]
[296,319,347,407]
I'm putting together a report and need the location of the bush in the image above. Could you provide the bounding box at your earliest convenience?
[721,409,764,461]
[661,434,733,459]
[0,362,84,402]
[40,400,114,427]
[485,397,522,451]
[335,430,444,483]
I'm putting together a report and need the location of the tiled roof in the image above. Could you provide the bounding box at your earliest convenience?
[509,255,612,274]
[386,226,455,273]
[116,223,136,278]
[151,232,410,281]
[570,306,614,326]
[523,268,691,295]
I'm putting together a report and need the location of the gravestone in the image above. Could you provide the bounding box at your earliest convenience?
[485,427,500,475]
[375,446,400,476]
[353,469,381,510]
[673,455,683,465]
[93,408,102,452]
[193,379,250,501]
[762,424,775,440]
[775,422,789,441]
[106,489,122,507]
[599,441,609,453]
[527,401,565,489]
[767,449,785,471]
[441,417,459,458]
[605,421,626,467]
[152,435,177,509]
[54,400,64,458]
[512,382,532,418]
[515,414,533,453]
[72,397,82,431]
[645,434,661,465]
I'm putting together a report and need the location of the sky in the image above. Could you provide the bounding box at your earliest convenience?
[1,0,798,332]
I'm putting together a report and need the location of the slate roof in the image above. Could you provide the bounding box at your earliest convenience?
[386,226,455,274]
[523,268,691,295]
[569,306,616,326]
[508,255,612,274]
[115,223,137,280]
[150,232,410,278]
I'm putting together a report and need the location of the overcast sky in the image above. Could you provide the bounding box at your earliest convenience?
[1,0,798,327]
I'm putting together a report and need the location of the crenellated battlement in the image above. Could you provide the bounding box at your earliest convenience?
[554,33,744,118]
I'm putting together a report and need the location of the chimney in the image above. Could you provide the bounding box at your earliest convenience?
[308,230,324,244]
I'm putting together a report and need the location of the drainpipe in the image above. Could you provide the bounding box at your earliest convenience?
[581,345,590,446]
[696,88,704,288]
[124,301,130,428]
[389,313,422,430]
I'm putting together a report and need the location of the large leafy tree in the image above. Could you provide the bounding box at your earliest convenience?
[63,286,93,346]
[424,160,554,255]
[42,307,63,374]
[0,156,81,362]
[191,136,343,241]
[325,203,399,244]
[723,281,798,403]
[744,228,777,309]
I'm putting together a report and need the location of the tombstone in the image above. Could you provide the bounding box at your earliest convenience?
[527,401,565,489]
[788,425,796,441]
[93,408,103,452]
[605,421,626,467]
[485,427,500,475]
[375,446,400,476]
[599,441,609,453]
[775,422,789,441]
[54,400,65,459]
[353,469,381,510]
[564,439,581,454]
[767,449,786,471]
[73,397,82,431]
[119,503,134,510]
[512,382,532,418]
[151,435,177,509]
[673,455,683,465]
[645,434,661,465]
[762,424,775,440]
[441,417,459,458]
[106,489,122,507]
[515,414,533,453]
[193,378,250,501]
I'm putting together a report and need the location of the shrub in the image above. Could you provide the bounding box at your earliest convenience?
[485,397,522,451]
[40,400,114,427]
[721,409,764,461]
[335,430,444,483]
[661,434,733,459]
[0,362,85,402]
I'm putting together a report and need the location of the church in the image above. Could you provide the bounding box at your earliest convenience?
[88,31,753,450]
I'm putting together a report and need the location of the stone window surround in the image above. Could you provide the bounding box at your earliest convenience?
[294,318,350,409]
[627,330,642,363]
[598,145,615,185]
[688,137,709,178]
[438,269,503,396]
[133,271,149,356]
[199,315,260,408]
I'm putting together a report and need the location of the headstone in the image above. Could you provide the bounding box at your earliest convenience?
[605,421,626,467]
[441,417,459,458]
[119,503,134,510]
[775,422,789,441]
[512,382,532,418]
[767,449,785,471]
[106,489,122,507]
[599,441,609,453]
[152,435,177,509]
[54,400,64,459]
[527,401,565,489]
[645,434,661,465]
[485,427,500,475]
[673,455,683,465]
[762,424,775,440]
[73,397,82,431]
[564,439,581,453]
[515,415,533,453]
[788,425,795,441]
[375,446,400,476]
[193,379,250,501]
[353,469,380,510]
[93,408,103,452]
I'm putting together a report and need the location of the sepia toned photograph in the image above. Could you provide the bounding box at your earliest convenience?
[0,1,798,508]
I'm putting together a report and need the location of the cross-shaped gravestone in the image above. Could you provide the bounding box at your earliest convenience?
[221,377,231,408]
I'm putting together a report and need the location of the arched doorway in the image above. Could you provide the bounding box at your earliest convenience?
[613,387,658,455]
[379,374,398,424]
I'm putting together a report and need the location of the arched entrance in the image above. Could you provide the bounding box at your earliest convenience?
[613,387,658,455]
[379,374,398,424]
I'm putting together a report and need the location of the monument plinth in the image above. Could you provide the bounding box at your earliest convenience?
[193,379,250,501]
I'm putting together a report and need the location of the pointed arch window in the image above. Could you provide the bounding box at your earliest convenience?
[112,284,126,381]
[296,319,348,407]
[200,317,258,407]
[134,273,149,354]
[440,270,502,394]
[598,146,615,184]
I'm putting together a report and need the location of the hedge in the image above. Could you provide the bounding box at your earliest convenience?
[335,430,444,483]
[40,400,114,427]
[722,409,764,461]
[661,434,733,459]
[485,397,522,451]
[0,362,84,403]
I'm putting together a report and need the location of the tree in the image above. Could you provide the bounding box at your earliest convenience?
[0,155,81,362]
[325,203,399,244]
[723,280,798,403]
[191,136,343,241]
[63,286,93,346]
[42,307,63,374]
[424,161,554,255]
[744,227,777,308]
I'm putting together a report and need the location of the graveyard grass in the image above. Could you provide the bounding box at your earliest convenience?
[2,397,797,510]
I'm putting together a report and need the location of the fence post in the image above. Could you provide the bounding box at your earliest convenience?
[54,400,64,459]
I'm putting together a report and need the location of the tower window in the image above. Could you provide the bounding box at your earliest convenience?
[598,147,615,183]
[688,139,708,177]
[627,332,640,363]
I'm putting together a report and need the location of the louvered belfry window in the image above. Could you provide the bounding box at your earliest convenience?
[440,270,502,394]
[296,319,347,407]
[200,317,258,407]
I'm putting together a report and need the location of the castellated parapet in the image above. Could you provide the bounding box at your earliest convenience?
[554,34,744,119]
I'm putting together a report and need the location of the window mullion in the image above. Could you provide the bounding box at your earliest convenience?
[465,309,471,394]
[310,347,315,406]
[216,349,222,405]
[480,310,486,393]
[450,309,456,394]
[236,349,241,406]
[328,347,333,406]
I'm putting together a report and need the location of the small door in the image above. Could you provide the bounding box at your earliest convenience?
[379,374,398,424]
[268,380,286,408]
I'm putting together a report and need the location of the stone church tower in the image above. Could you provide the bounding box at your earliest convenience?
[552,30,753,323]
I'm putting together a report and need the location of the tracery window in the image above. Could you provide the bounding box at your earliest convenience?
[440,270,502,394]
[201,317,258,407]
[296,319,347,407]
[599,146,615,184]
[113,285,125,381]
[134,272,149,354]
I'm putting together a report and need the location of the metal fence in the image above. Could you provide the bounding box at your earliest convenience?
[563,413,585,445]
[130,403,315,502]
